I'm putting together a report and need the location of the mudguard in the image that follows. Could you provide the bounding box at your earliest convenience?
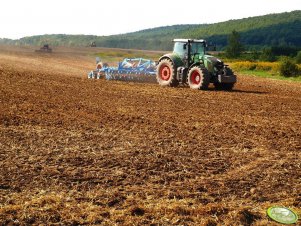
[158,53,184,68]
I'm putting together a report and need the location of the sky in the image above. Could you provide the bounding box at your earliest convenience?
[0,0,300,39]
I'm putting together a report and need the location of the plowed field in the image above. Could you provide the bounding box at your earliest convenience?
[0,46,300,225]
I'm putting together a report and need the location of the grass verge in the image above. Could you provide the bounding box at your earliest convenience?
[229,61,301,82]
[238,70,301,82]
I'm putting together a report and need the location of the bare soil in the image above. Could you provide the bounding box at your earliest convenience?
[0,46,300,225]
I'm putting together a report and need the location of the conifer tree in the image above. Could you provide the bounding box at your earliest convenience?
[225,30,244,58]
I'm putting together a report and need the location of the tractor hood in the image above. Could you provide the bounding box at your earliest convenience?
[204,55,225,70]
[204,55,224,65]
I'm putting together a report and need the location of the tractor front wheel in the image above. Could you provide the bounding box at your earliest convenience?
[156,58,179,87]
[214,68,235,91]
[187,65,210,90]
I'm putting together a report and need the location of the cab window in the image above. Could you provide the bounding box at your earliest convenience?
[173,42,187,57]
[191,42,204,55]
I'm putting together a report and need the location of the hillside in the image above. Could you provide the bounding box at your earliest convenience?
[1,10,300,50]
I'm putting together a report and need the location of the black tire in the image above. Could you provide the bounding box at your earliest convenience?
[187,65,210,90]
[223,83,234,90]
[214,67,235,91]
[156,58,179,87]
[225,67,234,76]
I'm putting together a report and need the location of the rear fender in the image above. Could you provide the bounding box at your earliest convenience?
[158,53,184,68]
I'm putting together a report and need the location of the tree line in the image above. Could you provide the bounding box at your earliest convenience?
[0,11,300,51]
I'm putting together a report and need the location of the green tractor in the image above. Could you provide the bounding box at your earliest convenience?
[156,39,236,90]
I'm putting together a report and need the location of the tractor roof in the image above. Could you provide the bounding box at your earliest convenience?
[173,39,205,43]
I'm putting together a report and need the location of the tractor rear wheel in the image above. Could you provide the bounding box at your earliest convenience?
[187,65,210,90]
[156,58,179,87]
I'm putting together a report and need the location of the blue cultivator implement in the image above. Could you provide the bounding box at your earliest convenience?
[88,57,157,83]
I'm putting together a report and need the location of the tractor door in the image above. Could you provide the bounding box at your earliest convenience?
[173,42,188,59]
[190,42,205,63]
[173,41,190,67]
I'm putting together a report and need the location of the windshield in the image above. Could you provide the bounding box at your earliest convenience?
[191,42,205,55]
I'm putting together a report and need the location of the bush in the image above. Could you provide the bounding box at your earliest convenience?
[255,62,277,71]
[296,51,301,64]
[259,48,276,62]
[242,51,260,61]
[279,57,299,77]
[231,61,278,72]
[232,61,257,71]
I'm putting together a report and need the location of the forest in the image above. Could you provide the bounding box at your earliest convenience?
[0,11,300,51]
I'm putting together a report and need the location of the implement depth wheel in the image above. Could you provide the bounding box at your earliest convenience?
[156,58,179,87]
[187,65,210,90]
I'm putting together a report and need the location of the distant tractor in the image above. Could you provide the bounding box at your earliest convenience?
[90,41,96,47]
[35,44,52,53]
[157,39,236,90]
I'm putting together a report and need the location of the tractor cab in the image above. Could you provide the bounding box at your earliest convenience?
[173,39,206,66]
